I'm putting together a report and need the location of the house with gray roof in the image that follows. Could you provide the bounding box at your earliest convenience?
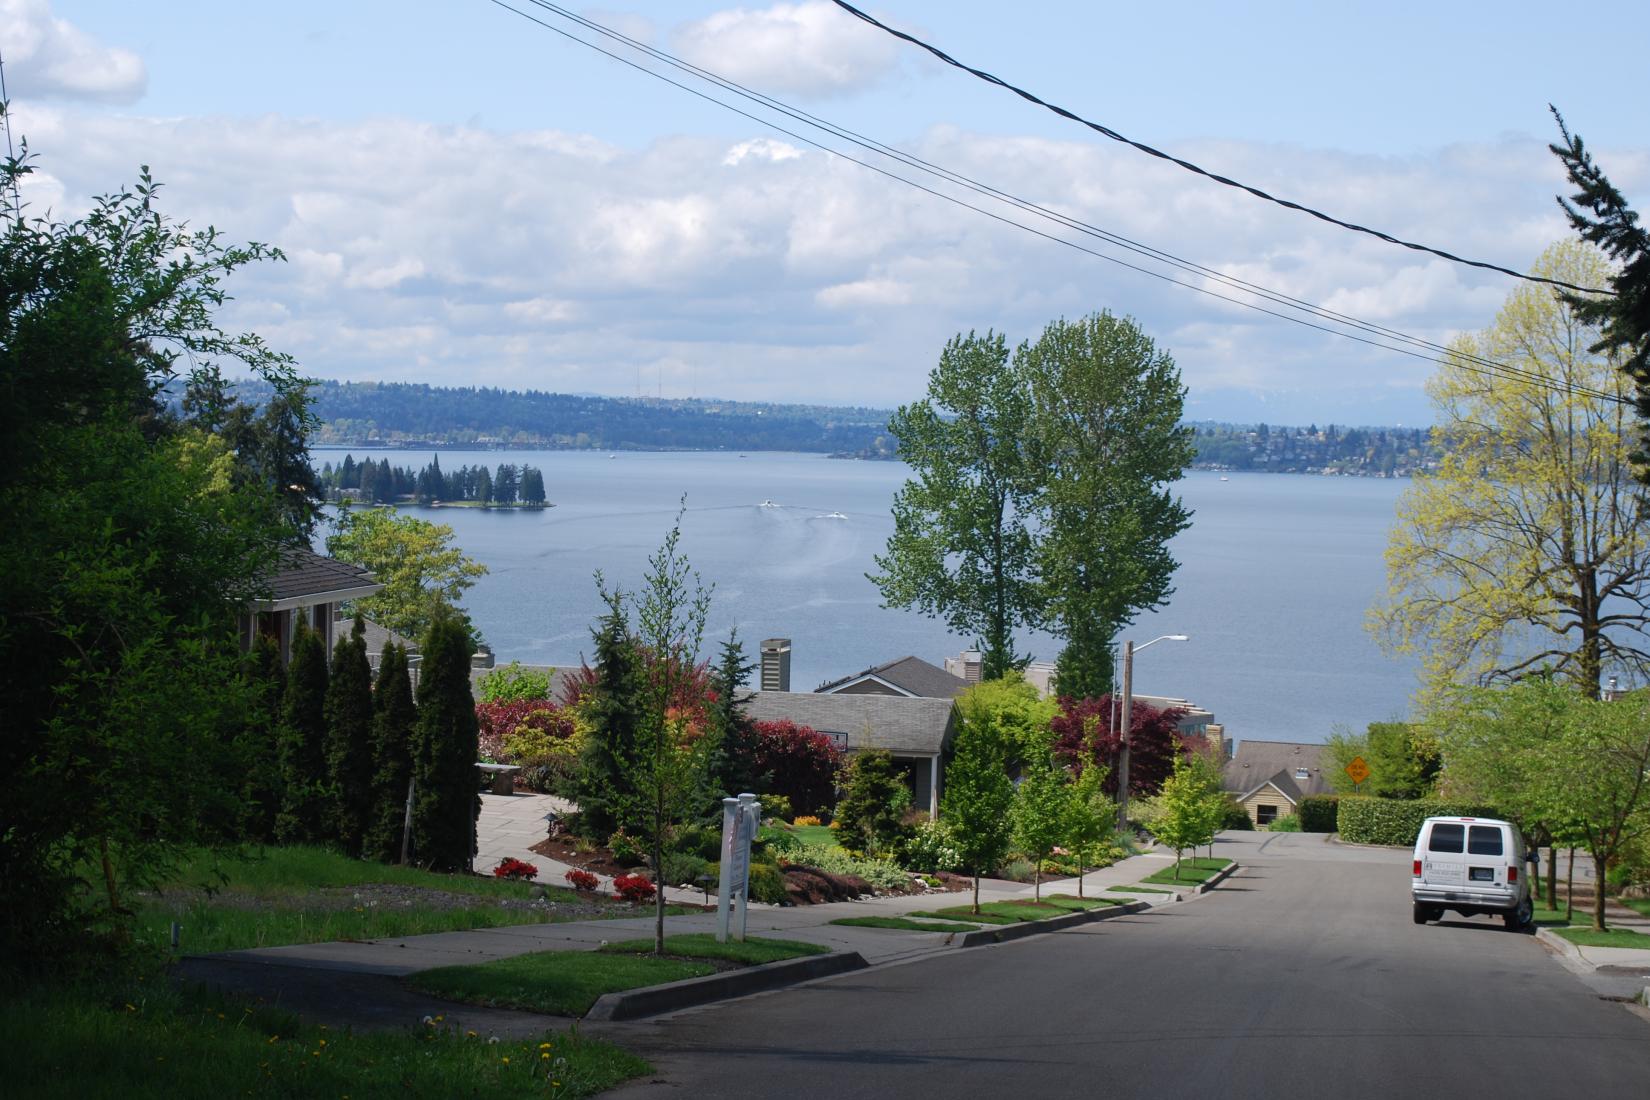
[240,548,382,664]
[1222,740,1331,827]
[745,690,959,817]
[816,655,969,699]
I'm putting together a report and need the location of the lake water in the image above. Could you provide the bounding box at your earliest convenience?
[316,448,1421,744]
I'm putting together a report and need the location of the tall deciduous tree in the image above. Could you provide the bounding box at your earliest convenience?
[1370,241,1650,700]
[942,688,1017,913]
[872,331,1041,680]
[325,615,376,855]
[1019,312,1194,698]
[411,612,481,872]
[364,642,417,863]
[276,618,331,845]
[1050,695,1186,799]
[326,507,488,643]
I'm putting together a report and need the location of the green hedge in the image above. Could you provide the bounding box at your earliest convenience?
[1298,795,1339,833]
[1336,797,1498,846]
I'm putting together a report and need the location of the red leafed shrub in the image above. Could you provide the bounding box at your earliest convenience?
[475,699,575,761]
[753,719,843,817]
[492,857,539,881]
[612,873,657,904]
[564,868,599,892]
[1050,695,1188,798]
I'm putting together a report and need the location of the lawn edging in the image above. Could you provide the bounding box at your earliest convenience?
[1535,925,1583,961]
[584,950,868,1021]
[955,900,1149,948]
[1196,862,1240,894]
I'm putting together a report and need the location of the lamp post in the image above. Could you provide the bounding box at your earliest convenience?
[1115,634,1189,831]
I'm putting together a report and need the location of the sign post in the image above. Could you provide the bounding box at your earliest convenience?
[715,792,763,943]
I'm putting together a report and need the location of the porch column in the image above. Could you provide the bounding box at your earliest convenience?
[929,755,939,818]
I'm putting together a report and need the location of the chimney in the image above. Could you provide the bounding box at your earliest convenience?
[1206,723,1226,760]
[760,638,791,693]
[945,650,983,685]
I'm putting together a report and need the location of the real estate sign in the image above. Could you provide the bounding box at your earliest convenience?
[716,792,762,943]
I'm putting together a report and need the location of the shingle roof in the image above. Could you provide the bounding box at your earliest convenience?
[267,549,380,603]
[816,655,969,699]
[333,615,418,661]
[1238,769,1305,804]
[745,691,957,755]
[1222,740,1332,797]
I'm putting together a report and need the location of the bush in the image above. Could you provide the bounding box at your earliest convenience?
[785,844,911,892]
[492,857,538,880]
[658,851,711,889]
[752,720,843,817]
[759,793,794,823]
[564,868,599,892]
[835,749,913,856]
[671,824,722,861]
[1219,797,1255,830]
[612,873,656,904]
[476,661,552,703]
[1336,797,1499,846]
[996,858,1037,883]
[896,819,964,874]
[793,815,822,827]
[474,699,571,762]
[747,861,789,905]
[1298,795,1339,833]
[1268,814,1302,832]
[608,830,647,867]
[756,825,801,858]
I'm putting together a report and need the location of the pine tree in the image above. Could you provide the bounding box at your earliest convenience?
[940,699,1016,913]
[475,465,493,507]
[573,595,646,838]
[520,465,547,505]
[410,612,480,871]
[834,749,910,857]
[706,631,765,803]
[276,618,331,844]
[240,632,287,843]
[324,614,376,856]
[364,642,417,862]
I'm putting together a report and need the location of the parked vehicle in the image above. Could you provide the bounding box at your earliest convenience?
[1411,816,1535,930]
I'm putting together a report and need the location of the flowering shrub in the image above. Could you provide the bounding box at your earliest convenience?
[564,868,599,892]
[613,873,657,904]
[793,815,822,827]
[896,819,963,874]
[492,857,539,881]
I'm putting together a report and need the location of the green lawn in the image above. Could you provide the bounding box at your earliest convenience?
[409,953,715,1017]
[597,933,826,965]
[916,900,1075,924]
[784,824,839,848]
[136,846,688,955]
[1042,895,1122,912]
[1113,885,1172,894]
[828,916,981,932]
[1620,896,1650,919]
[1142,857,1233,885]
[1551,926,1650,949]
[12,974,646,1099]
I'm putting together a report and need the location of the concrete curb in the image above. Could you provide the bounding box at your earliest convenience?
[583,950,868,1021]
[955,901,1150,948]
[1197,862,1240,894]
[1536,926,1583,961]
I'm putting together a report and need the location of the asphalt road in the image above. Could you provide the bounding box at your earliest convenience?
[597,831,1650,1098]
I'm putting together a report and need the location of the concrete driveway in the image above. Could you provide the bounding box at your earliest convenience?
[595,830,1650,1098]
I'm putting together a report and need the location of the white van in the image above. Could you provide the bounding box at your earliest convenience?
[1411,816,1534,930]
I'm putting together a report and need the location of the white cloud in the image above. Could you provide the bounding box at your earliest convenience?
[672,2,902,98]
[723,137,803,166]
[0,0,145,103]
[817,276,912,308]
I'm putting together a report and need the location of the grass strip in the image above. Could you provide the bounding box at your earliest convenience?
[1111,885,1172,894]
[1550,926,1650,949]
[918,901,1072,924]
[13,976,647,1099]
[1042,895,1120,912]
[828,916,981,932]
[597,933,826,965]
[409,952,714,1017]
[1142,858,1232,886]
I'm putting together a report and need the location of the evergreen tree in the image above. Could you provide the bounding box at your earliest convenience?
[239,632,287,843]
[940,694,1017,913]
[324,615,376,856]
[494,463,518,504]
[410,612,481,871]
[339,452,358,490]
[520,465,547,505]
[364,642,417,862]
[572,595,647,838]
[706,631,765,803]
[1010,756,1071,901]
[276,618,331,844]
[834,749,911,857]
[475,465,493,506]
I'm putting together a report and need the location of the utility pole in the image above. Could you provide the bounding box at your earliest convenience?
[1116,640,1134,832]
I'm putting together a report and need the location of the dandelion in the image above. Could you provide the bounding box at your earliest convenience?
[541,1053,550,1061]
[318,1039,327,1047]
[268,1035,279,1044]
[466,1030,477,1038]
[487,1036,500,1045]
[501,1057,510,1065]
[539,1042,553,1050]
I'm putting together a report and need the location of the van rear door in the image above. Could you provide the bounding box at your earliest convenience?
[1421,821,1467,888]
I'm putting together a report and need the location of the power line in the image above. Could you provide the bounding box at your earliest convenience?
[484,0,1628,406]
[828,0,1614,299]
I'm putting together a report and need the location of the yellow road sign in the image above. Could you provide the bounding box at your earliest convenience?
[1345,756,1371,785]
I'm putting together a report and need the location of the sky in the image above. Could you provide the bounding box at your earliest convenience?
[5,0,1647,425]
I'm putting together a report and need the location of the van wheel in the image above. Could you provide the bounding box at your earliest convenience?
[1413,903,1432,925]
[1504,896,1533,931]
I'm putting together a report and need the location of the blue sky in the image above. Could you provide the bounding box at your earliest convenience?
[8,0,1648,423]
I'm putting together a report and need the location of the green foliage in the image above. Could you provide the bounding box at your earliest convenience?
[362,642,416,862]
[411,613,481,872]
[1268,814,1302,832]
[957,674,1057,769]
[238,634,286,843]
[759,793,794,823]
[942,679,1026,910]
[657,851,711,889]
[607,830,647,867]
[573,600,645,838]
[476,660,552,703]
[834,749,913,857]
[1062,761,1114,894]
[324,615,375,856]
[896,819,964,874]
[747,860,789,905]
[705,631,766,801]
[325,507,488,643]
[1298,795,1340,833]
[1365,722,1440,799]
[1335,796,1498,846]
[275,619,332,845]
[1146,755,1222,875]
[1010,757,1072,900]
[786,844,911,892]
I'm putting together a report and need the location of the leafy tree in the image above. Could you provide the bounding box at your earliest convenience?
[951,673,1056,773]
[1050,695,1186,799]
[520,465,548,505]
[871,331,1042,679]
[1370,241,1650,700]
[1011,757,1071,901]
[1148,754,1218,879]
[751,720,841,819]
[364,642,417,863]
[1062,758,1112,898]
[475,464,493,506]
[324,615,376,855]
[835,749,912,857]
[1323,728,1370,794]
[1019,312,1194,697]
[1549,110,1650,475]
[411,612,481,872]
[1364,722,1439,800]
[326,506,488,642]
[941,690,1017,912]
[276,618,332,845]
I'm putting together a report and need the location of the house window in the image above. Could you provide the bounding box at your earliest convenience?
[1256,804,1278,826]
[1294,767,1309,780]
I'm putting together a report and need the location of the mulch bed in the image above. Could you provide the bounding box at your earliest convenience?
[530,834,640,879]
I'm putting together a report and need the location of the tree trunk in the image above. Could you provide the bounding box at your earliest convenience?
[1565,847,1575,925]
[1591,850,1606,932]
[972,870,981,914]
[99,834,122,915]
[653,810,666,954]
[1076,852,1084,899]
[1546,845,1558,909]
[1033,857,1042,901]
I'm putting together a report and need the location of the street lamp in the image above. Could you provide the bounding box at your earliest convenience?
[1115,634,1189,831]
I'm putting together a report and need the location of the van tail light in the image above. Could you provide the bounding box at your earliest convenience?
[1507,865,1517,883]
[1413,860,1422,877]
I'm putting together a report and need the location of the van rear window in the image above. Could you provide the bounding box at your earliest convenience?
[1428,823,1465,853]
[1468,826,1504,856]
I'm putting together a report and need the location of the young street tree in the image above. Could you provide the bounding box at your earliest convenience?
[1370,241,1650,701]
[1010,757,1071,902]
[1148,754,1218,880]
[871,331,1041,680]
[941,688,1018,913]
[1062,758,1112,898]
[326,507,488,643]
